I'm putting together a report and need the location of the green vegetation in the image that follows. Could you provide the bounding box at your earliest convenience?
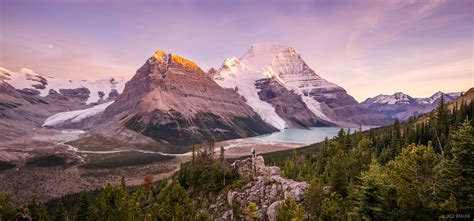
[176,141,239,193]
[26,154,67,167]
[81,152,173,169]
[67,134,189,154]
[0,95,472,220]
[264,96,473,220]
[276,197,305,221]
[0,141,235,220]
[0,161,15,171]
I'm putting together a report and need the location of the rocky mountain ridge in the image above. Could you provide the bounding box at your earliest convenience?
[362,91,462,120]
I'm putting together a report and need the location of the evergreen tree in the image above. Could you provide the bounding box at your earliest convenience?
[28,197,49,221]
[303,179,325,219]
[351,159,396,220]
[0,193,19,221]
[151,181,195,221]
[52,200,66,221]
[445,119,474,211]
[275,196,304,221]
[319,192,345,220]
[75,192,93,221]
[386,144,439,219]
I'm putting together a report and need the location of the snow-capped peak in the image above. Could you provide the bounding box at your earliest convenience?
[364,92,413,105]
[417,91,462,104]
[364,91,462,105]
[428,91,444,100]
[213,43,343,129]
[240,42,299,72]
[218,57,245,76]
[0,67,126,104]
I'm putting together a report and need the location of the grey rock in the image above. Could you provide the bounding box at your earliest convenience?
[267,200,283,221]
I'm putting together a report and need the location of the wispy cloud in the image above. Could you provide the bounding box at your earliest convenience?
[0,0,472,100]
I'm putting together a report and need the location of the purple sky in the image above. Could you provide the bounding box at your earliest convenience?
[1,0,472,101]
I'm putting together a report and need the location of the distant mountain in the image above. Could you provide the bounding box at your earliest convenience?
[213,43,393,128]
[362,91,462,120]
[0,67,126,104]
[95,50,276,147]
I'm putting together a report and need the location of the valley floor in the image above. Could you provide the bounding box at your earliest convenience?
[0,128,303,203]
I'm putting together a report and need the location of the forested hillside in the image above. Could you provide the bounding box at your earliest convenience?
[264,93,473,219]
[0,93,472,220]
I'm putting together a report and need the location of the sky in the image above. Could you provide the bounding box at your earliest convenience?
[0,0,472,101]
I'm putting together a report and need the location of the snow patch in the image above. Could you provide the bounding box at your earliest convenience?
[43,101,114,127]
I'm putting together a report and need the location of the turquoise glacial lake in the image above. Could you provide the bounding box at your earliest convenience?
[255,127,346,145]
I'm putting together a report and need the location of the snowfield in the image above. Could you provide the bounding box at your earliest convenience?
[43,101,114,127]
[215,57,288,130]
[0,67,126,104]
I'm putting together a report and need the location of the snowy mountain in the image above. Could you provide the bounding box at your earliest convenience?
[0,67,126,104]
[214,43,393,128]
[416,91,462,104]
[364,91,461,106]
[362,91,462,120]
[364,92,416,105]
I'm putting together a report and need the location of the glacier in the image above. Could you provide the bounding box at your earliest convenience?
[43,101,114,127]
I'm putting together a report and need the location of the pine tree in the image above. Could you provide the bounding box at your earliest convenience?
[435,94,452,152]
[191,144,196,162]
[393,118,401,139]
[28,197,49,221]
[75,192,93,221]
[386,144,440,219]
[151,181,195,220]
[319,192,345,220]
[446,119,474,211]
[52,200,66,221]
[351,159,394,220]
[276,196,305,221]
[304,179,325,219]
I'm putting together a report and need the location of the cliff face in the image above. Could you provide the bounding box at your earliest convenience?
[255,78,332,128]
[98,50,276,146]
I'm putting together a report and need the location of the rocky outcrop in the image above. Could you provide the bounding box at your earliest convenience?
[201,156,308,221]
[97,50,276,147]
[59,87,90,100]
[107,89,119,98]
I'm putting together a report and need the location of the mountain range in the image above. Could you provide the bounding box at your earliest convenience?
[362,91,462,120]
[0,43,463,149]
